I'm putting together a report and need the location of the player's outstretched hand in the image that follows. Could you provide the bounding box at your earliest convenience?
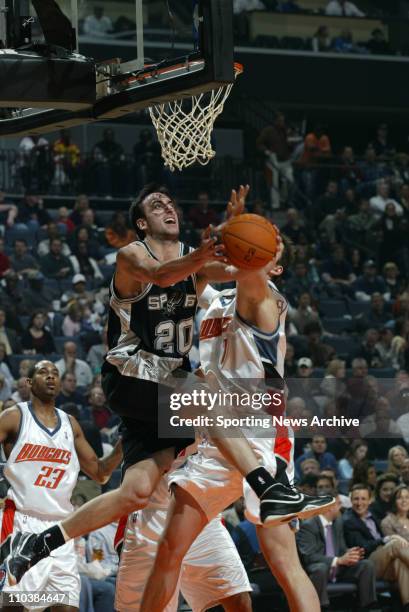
[195,225,227,263]
[226,184,250,221]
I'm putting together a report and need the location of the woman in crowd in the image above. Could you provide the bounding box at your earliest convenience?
[320,358,346,399]
[0,342,14,387]
[69,241,103,282]
[21,311,56,355]
[62,302,84,337]
[370,472,399,522]
[388,445,409,476]
[338,439,368,480]
[351,460,378,493]
[381,484,409,542]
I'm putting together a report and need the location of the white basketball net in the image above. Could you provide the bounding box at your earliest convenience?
[149,66,241,172]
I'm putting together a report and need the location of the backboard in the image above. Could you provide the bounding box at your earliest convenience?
[0,0,235,135]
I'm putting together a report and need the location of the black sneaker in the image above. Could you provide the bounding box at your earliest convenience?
[260,482,335,525]
[4,532,50,586]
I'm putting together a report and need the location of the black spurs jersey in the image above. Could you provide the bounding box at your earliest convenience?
[104,241,197,384]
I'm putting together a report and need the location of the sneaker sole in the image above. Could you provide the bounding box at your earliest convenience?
[262,498,336,526]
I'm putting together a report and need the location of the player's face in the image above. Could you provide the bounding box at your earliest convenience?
[140,192,179,239]
[29,361,61,400]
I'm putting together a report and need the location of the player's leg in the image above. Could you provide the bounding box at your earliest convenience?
[221,592,252,611]
[140,485,208,612]
[256,524,320,612]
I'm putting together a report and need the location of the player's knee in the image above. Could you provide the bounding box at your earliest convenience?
[222,591,252,612]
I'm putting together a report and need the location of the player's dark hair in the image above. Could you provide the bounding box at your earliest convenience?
[129,183,171,239]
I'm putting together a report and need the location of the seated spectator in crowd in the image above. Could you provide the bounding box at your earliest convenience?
[388,445,409,477]
[0,237,10,278]
[376,325,404,369]
[317,473,351,508]
[370,181,403,219]
[299,457,321,478]
[321,244,356,296]
[325,0,365,17]
[377,202,407,265]
[347,199,378,250]
[290,292,321,334]
[303,322,335,367]
[87,328,107,374]
[21,311,56,355]
[57,206,75,233]
[366,411,407,460]
[74,534,116,612]
[83,5,113,36]
[296,435,339,477]
[37,222,71,257]
[357,293,392,332]
[0,373,12,402]
[18,359,35,379]
[288,357,321,412]
[313,180,343,225]
[366,28,390,55]
[357,328,383,367]
[0,342,14,387]
[188,191,219,229]
[55,341,93,388]
[69,242,103,282]
[55,372,85,410]
[40,237,73,279]
[0,308,21,354]
[62,302,84,337]
[344,484,409,608]
[15,194,51,230]
[401,460,409,486]
[381,485,409,543]
[311,26,331,53]
[320,359,346,400]
[360,397,402,437]
[61,274,98,311]
[338,440,368,480]
[70,194,90,227]
[104,212,135,249]
[383,262,403,300]
[297,496,376,609]
[351,460,378,493]
[80,209,101,244]
[370,473,399,523]
[298,473,319,496]
[11,377,31,403]
[371,123,396,159]
[333,29,362,54]
[280,208,310,244]
[9,239,39,277]
[21,271,57,315]
[284,262,312,304]
[353,260,388,301]
[70,226,101,261]
[0,192,18,230]
[83,386,118,432]
[87,521,118,584]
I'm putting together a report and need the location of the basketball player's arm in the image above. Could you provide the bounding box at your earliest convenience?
[116,230,225,289]
[0,407,20,443]
[70,416,122,484]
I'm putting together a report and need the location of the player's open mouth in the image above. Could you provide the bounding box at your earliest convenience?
[164,217,176,224]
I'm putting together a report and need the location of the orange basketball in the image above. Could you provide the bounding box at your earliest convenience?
[221,213,278,269]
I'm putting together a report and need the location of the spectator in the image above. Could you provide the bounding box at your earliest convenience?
[256,111,294,209]
[353,262,388,302]
[296,496,376,609]
[338,440,368,480]
[299,457,321,477]
[300,125,332,167]
[321,244,356,295]
[370,123,396,159]
[360,397,402,438]
[284,262,312,303]
[11,377,31,403]
[70,194,90,227]
[351,460,378,492]
[401,459,409,486]
[347,198,378,250]
[369,181,403,219]
[87,328,108,374]
[188,191,219,229]
[0,192,18,230]
[366,413,407,460]
[381,485,409,541]
[9,239,39,277]
[15,194,50,230]
[55,372,85,410]
[18,137,52,193]
[0,343,14,387]
[62,302,84,337]
[356,293,392,333]
[84,386,117,431]
[80,209,101,244]
[337,146,362,191]
[296,435,339,477]
[370,473,400,523]
[74,535,116,612]
[61,274,98,312]
[332,29,361,54]
[325,0,365,17]
[311,26,331,53]
[83,6,113,36]
[21,311,56,355]
[18,359,36,379]
[53,129,81,191]
[344,484,409,609]
[70,226,101,262]
[133,129,163,188]
[40,238,74,279]
[20,271,58,315]
[92,129,125,196]
[320,359,346,400]
[87,522,118,580]
[376,325,404,369]
[0,237,10,277]
[298,473,319,496]
[280,208,310,244]
[284,343,297,376]
[357,329,383,367]
[388,445,409,477]
[313,180,342,225]
[290,292,321,334]
[366,28,391,55]
[0,373,12,402]
[55,341,93,388]
[383,262,402,299]
[288,357,321,411]
[57,206,75,233]
[104,212,136,249]
[303,322,335,367]
[37,222,71,257]
[0,308,21,354]
[69,242,103,282]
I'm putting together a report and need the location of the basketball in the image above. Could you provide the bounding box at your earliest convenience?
[221,213,278,269]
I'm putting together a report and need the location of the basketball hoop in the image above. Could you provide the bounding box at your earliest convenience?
[149,62,243,172]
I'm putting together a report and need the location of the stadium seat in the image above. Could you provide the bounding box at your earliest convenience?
[280,36,307,50]
[5,229,37,249]
[348,301,371,316]
[368,368,396,379]
[322,317,355,334]
[324,335,359,358]
[319,300,348,318]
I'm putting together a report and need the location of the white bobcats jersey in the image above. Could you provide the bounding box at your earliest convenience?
[4,402,80,520]
[199,281,287,381]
